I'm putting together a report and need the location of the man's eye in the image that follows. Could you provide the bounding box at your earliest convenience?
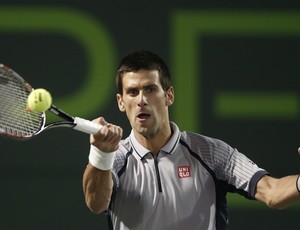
[146,87,156,93]
[127,89,138,95]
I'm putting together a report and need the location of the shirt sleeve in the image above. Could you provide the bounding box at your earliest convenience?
[195,134,269,199]
[213,141,269,199]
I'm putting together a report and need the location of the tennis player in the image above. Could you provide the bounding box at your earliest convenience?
[83,50,300,230]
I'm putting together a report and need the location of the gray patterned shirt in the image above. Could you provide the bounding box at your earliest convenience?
[108,122,268,230]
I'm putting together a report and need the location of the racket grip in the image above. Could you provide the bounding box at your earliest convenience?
[73,117,103,134]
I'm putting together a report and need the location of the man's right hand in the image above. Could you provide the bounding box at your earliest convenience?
[90,117,123,153]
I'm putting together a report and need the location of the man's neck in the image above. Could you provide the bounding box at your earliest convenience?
[134,124,172,156]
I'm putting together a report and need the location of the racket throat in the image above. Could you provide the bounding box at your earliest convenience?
[49,105,74,122]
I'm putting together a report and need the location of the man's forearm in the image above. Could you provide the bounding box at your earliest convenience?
[83,163,113,214]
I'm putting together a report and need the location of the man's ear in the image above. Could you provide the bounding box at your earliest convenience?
[165,87,174,106]
[117,94,126,112]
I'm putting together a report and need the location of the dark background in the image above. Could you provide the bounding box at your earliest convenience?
[1,1,300,229]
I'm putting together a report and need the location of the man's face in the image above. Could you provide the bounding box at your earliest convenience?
[116,69,174,139]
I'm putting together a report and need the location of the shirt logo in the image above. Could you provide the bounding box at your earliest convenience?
[178,166,191,178]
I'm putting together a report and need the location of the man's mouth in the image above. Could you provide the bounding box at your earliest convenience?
[137,113,150,120]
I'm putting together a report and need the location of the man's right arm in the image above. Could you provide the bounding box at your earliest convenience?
[82,117,122,214]
[83,164,113,214]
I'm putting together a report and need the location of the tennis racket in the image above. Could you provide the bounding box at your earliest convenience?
[0,63,102,139]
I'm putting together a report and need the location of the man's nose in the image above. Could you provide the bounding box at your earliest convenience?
[138,92,148,107]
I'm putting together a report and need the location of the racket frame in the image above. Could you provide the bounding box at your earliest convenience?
[0,63,102,139]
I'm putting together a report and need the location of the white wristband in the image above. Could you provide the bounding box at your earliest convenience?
[297,175,300,193]
[88,145,115,170]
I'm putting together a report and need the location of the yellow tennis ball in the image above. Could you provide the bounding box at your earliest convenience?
[27,88,52,112]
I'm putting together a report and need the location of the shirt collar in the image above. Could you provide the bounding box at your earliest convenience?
[129,122,181,159]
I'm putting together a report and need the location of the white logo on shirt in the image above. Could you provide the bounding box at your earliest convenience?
[178,166,191,178]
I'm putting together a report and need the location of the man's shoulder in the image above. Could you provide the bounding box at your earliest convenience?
[116,136,132,155]
[180,131,230,152]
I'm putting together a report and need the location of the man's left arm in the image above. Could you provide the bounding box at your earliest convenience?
[255,174,300,209]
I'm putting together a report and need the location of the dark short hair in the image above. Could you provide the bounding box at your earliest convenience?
[116,50,172,94]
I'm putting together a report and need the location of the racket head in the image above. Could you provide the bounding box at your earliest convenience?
[0,64,45,139]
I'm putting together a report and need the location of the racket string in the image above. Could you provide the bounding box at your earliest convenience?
[0,73,44,137]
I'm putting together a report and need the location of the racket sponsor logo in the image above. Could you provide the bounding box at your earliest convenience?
[178,166,191,178]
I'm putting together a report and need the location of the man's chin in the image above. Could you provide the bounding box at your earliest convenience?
[134,126,155,139]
